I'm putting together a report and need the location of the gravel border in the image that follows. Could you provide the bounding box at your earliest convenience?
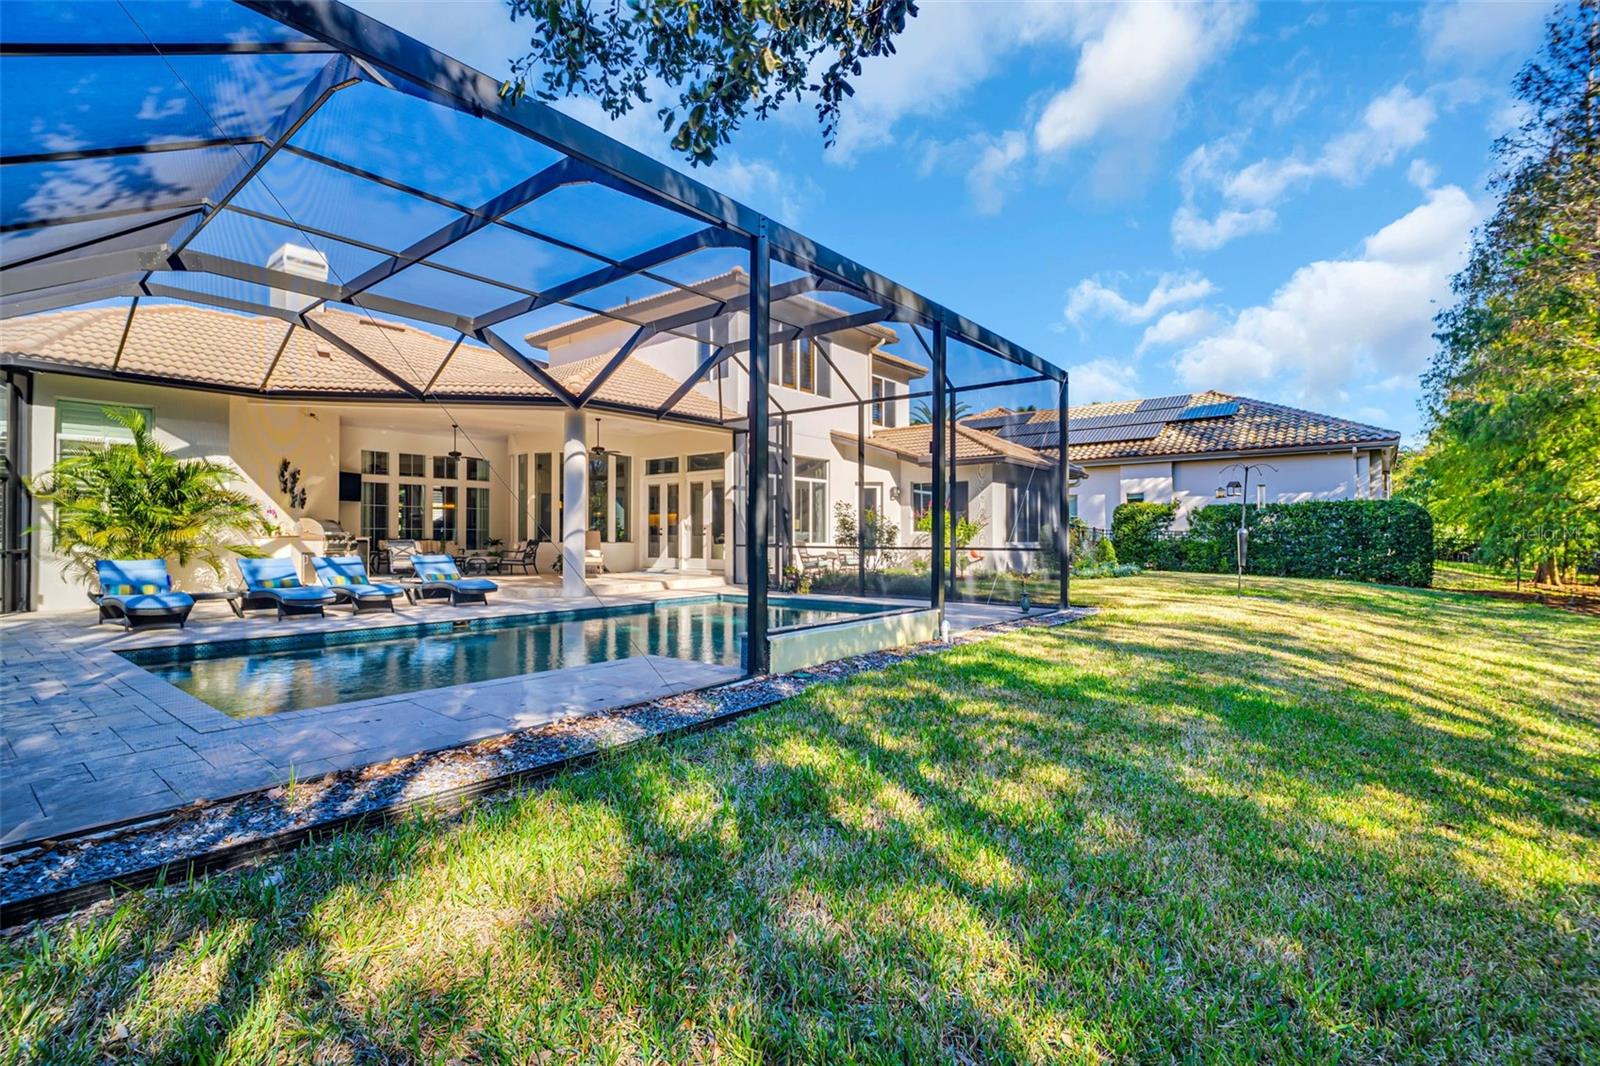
[1,607,1094,925]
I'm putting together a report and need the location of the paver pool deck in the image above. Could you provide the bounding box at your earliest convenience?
[1,592,1038,847]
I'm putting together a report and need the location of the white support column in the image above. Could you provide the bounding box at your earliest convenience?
[562,411,587,597]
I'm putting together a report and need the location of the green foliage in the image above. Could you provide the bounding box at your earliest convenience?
[811,567,925,597]
[1432,526,1481,561]
[832,501,898,570]
[27,408,268,587]
[1417,1,1600,583]
[1113,499,1433,587]
[1071,562,1142,579]
[502,0,918,165]
[909,398,972,424]
[914,508,981,576]
[1088,536,1118,567]
[1111,501,1182,569]
[1182,500,1434,588]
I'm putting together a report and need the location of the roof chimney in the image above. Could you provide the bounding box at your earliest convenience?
[266,243,329,313]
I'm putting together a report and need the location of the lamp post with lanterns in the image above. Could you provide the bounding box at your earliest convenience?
[1215,462,1277,594]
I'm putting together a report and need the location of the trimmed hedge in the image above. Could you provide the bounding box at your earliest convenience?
[1112,499,1434,588]
[1111,502,1183,570]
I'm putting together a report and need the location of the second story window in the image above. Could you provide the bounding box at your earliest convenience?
[698,316,731,379]
[775,338,830,396]
[871,375,897,427]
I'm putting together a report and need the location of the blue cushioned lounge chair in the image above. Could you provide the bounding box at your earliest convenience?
[410,553,497,606]
[94,559,194,630]
[237,557,334,619]
[312,554,411,613]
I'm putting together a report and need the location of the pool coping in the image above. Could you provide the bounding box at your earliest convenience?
[1,590,935,850]
[0,606,1095,928]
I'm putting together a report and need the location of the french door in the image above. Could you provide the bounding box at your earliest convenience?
[646,480,680,570]
[647,476,725,571]
[686,476,726,571]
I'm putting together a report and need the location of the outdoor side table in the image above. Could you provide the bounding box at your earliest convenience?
[190,589,247,618]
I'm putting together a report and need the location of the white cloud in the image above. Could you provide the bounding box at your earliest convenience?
[1171,205,1278,252]
[1406,158,1439,189]
[901,3,1251,206]
[1066,358,1142,402]
[1173,84,1438,251]
[1487,94,1534,136]
[966,131,1029,215]
[1223,86,1437,205]
[829,2,1081,161]
[1066,272,1216,327]
[1421,1,1549,68]
[1033,3,1252,155]
[1172,185,1481,401]
[1136,308,1222,354]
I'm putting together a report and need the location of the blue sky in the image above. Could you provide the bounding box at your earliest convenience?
[351,0,1551,439]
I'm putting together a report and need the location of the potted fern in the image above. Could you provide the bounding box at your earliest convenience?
[28,407,271,591]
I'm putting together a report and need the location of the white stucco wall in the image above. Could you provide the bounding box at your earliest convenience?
[27,377,302,610]
[1071,448,1391,532]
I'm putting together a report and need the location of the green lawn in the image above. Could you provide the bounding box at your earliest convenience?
[5,573,1597,1063]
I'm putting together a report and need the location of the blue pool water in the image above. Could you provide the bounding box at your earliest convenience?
[120,595,889,718]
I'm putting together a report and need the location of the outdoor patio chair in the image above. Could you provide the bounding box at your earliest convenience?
[93,559,194,630]
[373,538,420,576]
[498,540,539,575]
[797,546,840,579]
[237,557,335,620]
[410,553,498,606]
[311,555,412,614]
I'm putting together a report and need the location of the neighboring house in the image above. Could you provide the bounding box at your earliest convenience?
[964,393,1401,531]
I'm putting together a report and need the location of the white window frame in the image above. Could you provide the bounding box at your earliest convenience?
[793,456,828,544]
[55,399,152,458]
[871,375,897,427]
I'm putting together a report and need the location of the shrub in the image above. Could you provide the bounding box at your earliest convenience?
[1072,562,1142,579]
[1182,499,1433,588]
[28,407,268,587]
[811,568,928,597]
[1432,525,1478,560]
[1090,536,1118,566]
[1111,501,1181,568]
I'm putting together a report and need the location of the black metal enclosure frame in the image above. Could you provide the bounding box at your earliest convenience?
[0,0,1071,663]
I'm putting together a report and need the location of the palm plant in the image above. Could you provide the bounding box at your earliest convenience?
[910,398,973,425]
[28,407,269,587]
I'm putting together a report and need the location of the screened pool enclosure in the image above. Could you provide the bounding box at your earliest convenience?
[0,0,1074,672]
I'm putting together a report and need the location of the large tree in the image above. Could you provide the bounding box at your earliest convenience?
[502,0,918,165]
[1419,0,1600,584]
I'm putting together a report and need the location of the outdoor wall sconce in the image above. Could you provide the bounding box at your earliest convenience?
[889,486,902,502]
[590,417,609,480]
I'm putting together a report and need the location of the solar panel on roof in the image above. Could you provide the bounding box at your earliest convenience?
[1173,401,1240,421]
[1066,423,1166,445]
[1134,394,1193,413]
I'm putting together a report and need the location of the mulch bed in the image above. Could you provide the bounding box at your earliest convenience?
[1,606,1094,927]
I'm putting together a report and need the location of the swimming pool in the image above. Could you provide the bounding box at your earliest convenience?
[119,595,893,718]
